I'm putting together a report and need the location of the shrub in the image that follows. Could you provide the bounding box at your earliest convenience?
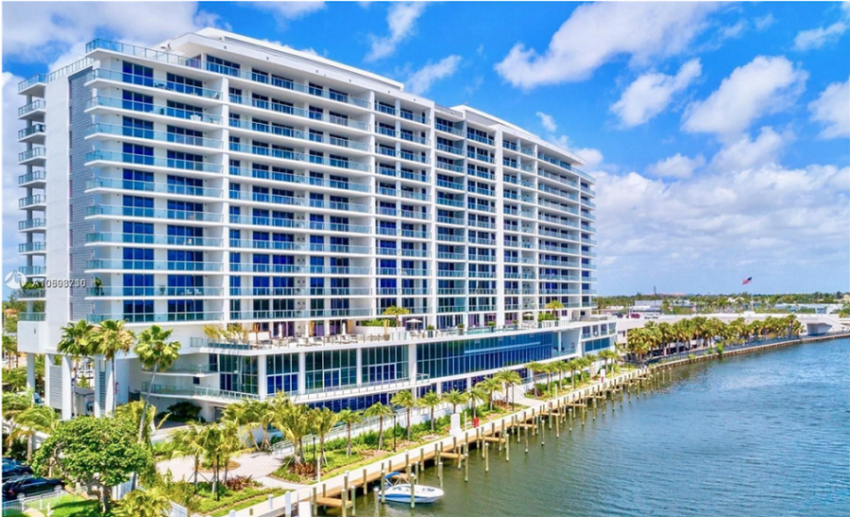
[358,319,397,327]
[164,401,203,422]
[223,475,254,491]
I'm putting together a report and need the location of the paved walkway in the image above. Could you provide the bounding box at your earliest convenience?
[158,450,285,485]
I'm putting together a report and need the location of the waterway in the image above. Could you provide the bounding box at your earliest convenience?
[352,338,849,517]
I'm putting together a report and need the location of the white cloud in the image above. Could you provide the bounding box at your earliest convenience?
[405,55,462,96]
[536,112,558,132]
[573,148,604,169]
[596,162,850,294]
[719,20,747,40]
[793,22,847,51]
[365,2,427,62]
[809,76,850,139]
[494,2,720,89]
[754,14,776,31]
[682,55,807,141]
[710,127,793,172]
[253,2,326,26]
[611,58,702,127]
[647,153,706,179]
[2,73,26,282]
[2,2,223,61]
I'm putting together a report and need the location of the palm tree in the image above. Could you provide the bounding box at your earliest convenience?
[544,300,565,319]
[5,405,59,461]
[115,488,171,517]
[364,401,394,451]
[311,407,338,475]
[57,319,96,416]
[497,370,522,410]
[170,421,205,491]
[468,385,489,420]
[476,377,502,411]
[442,389,467,414]
[115,400,169,449]
[93,319,136,413]
[390,390,416,441]
[418,391,442,432]
[382,305,410,328]
[199,423,224,499]
[3,335,18,370]
[134,325,181,442]
[566,359,581,389]
[273,401,311,464]
[337,409,363,456]
[526,361,545,385]
[223,399,265,450]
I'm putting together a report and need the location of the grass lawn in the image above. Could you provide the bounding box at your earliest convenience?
[190,483,285,516]
[207,489,287,517]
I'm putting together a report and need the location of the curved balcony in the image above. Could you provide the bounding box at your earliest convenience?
[228,142,371,172]
[85,150,222,174]
[229,118,369,152]
[228,167,370,193]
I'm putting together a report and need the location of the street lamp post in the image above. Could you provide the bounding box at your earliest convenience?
[393,413,397,452]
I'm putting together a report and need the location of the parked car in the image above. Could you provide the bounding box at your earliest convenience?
[2,477,64,499]
[1,462,32,479]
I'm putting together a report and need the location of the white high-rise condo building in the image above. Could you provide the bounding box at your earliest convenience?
[15,29,613,420]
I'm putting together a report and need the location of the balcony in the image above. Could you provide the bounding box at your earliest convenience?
[86,205,223,223]
[19,313,45,322]
[19,147,47,165]
[18,289,46,300]
[87,286,224,297]
[86,68,223,100]
[86,232,223,247]
[230,287,372,297]
[19,242,46,254]
[19,266,46,276]
[88,312,224,324]
[19,195,47,209]
[19,219,46,232]
[229,142,371,172]
[436,162,464,173]
[87,123,223,149]
[86,259,223,272]
[228,215,371,234]
[18,170,46,187]
[18,74,46,95]
[229,167,370,193]
[436,143,463,156]
[18,124,46,143]
[85,151,222,174]
[230,95,369,131]
[18,100,46,120]
[230,118,370,152]
[86,96,222,125]
[86,177,222,199]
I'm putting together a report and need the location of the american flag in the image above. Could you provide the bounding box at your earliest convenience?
[742,277,753,285]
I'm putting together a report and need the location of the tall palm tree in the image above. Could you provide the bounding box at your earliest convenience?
[311,407,338,474]
[223,399,265,450]
[5,405,59,461]
[93,319,136,413]
[382,305,410,328]
[468,385,489,419]
[418,391,441,432]
[442,389,467,414]
[364,401,394,451]
[337,409,363,456]
[115,488,171,517]
[476,377,502,411]
[390,390,416,441]
[526,361,545,386]
[199,423,225,499]
[116,400,169,449]
[497,370,522,410]
[273,402,311,464]
[134,325,181,442]
[57,319,96,416]
[544,300,565,319]
[566,359,581,389]
[170,421,205,491]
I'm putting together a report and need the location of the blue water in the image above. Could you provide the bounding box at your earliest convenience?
[354,338,850,517]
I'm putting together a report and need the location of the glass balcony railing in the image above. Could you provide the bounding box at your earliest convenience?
[86,96,222,124]
[87,123,223,148]
[86,205,223,222]
[435,122,463,135]
[87,177,222,198]
[87,286,224,297]
[230,94,370,131]
[18,100,46,117]
[19,148,46,162]
[18,171,46,185]
[19,219,46,231]
[436,162,464,173]
[19,242,46,253]
[19,266,46,276]
[19,195,46,208]
[86,68,223,99]
[18,124,46,140]
[86,259,223,272]
[85,150,222,173]
[18,74,46,92]
[86,232,222,247]
[437,143,463,155]
[19,313,46,322]
[88,312,224,324]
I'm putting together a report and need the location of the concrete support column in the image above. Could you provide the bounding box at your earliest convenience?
[258,354,268,400]
[408,342,417,397]
[355,348,363,386]
[26,352,36,390]
[93,357,105,417]
[61,355,73,420]
[104,359,115,415]
[298,351,307,395]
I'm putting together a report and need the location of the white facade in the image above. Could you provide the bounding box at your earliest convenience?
[15,29,611,420]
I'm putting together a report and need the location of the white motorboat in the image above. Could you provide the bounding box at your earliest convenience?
[382,473,444,504]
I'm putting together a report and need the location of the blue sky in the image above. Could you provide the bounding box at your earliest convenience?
[3,1,849,296]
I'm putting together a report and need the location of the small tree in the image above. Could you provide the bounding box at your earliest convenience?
[337,409,363,456]
[134,325,181,442]
[418,391,442,432]
[544,300,565,319]
[382,305,410,328]
[441,389,467,414]
[170,421,205,491]
[114,488,171,517]
[57,319,96,416]
[5,405,59,462]
[311,407,339,478]
[32,416,152,513]
[364,402,394,451]
[390,390,417,441]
